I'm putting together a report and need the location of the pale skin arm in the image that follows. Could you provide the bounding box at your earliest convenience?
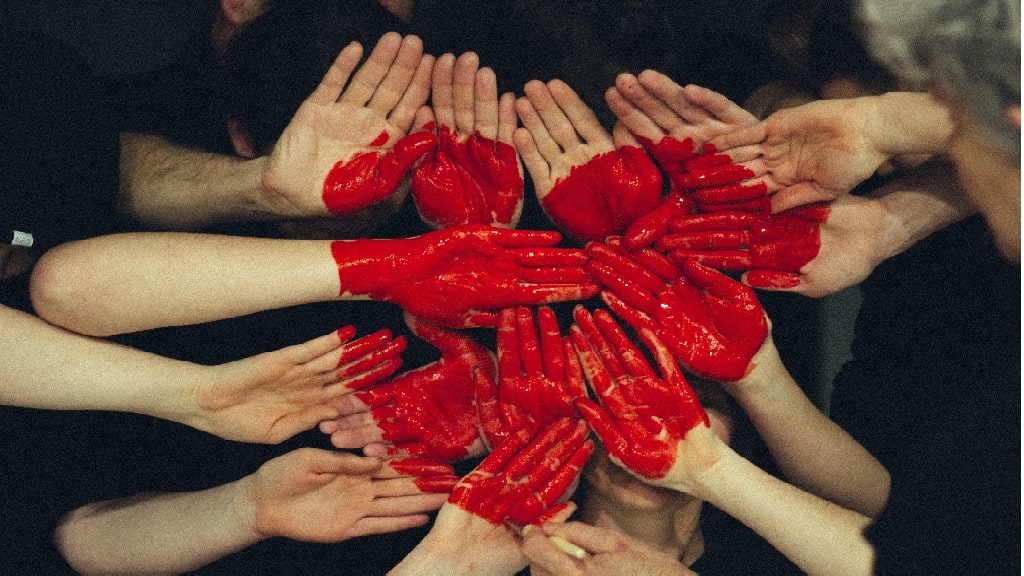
[31,232,337,336]
[724,333,890,517]
[56,448,451,575]
[0,304,403,443]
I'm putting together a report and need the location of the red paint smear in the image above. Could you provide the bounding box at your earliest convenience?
[542,146,663,242]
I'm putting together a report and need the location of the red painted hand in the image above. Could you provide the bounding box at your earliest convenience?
[475,306,587,449]
[411,124,524,228]
[410,52,524,229]
[387,458,461,494]
[331,225,600,328]
[586,240,768,381]
[569,306,709,480]
[323,314,494,462]
[448,417,593,526]
[655,204,829,290]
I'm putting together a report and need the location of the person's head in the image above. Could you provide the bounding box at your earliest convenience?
[859,0,1021,262]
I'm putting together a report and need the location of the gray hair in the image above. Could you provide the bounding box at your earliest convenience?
[858,0,1020,162]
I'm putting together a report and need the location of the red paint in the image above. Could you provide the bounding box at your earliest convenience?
[369,129,390,147]
[412,125,524,227]
[478,307,586,448]
[388,458,459,493]
[570,307,709,479]
[330,225,599,328]
[541,146,663,243]
[659,204,828,282]
[448,419,593,525]
[585,241,769,382]
[355,317,495,461]
[321,131,436,215]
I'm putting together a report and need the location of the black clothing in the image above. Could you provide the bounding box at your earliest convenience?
[830,216,1021,575]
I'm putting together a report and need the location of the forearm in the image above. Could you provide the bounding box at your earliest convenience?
[731,340,890,516]
[0,304,200,421]
[864,92,954,158]
[119,133,274,230]
[55,481,260,575]
[30,232,339,336]
[872,160,974,261]
[683,448,876,576]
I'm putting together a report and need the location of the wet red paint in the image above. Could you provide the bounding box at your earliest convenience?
[541,146,663,242]
[412,125,523,227]
[369,129,389,147]
[321,131,435,215]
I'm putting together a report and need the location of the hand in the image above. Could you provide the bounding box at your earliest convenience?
[655,204,829,291]
[523,521,695,576]
[410,52,524,228]
[330,224,600,328]
[243,448,457,543]
[390,418,593,575]
[262,32,436,217]
[476,306,587,449]
[707,97,891,213]
[606,74,764,248]
[193,326,405,443]
[569,306,710,480]
[586,240,768,381]
[515,79,664,243]
[321,313,494,462]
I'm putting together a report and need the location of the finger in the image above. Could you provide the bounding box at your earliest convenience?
[340,31,403,107]
[516,305,544,379]
[591,308,656,380]
[522,524,586,575]
[390,53,435,132]
[705,119,768,154]
[347,514,433,539]
[367,34,426,117]
[431,53,457,128]
[682,259,756,301]
[680,82,757,127]
[307,42,363,105]
[497,92,518,145]
[606,75,662,139]
[618,71,692,137]
[336,329,403,368]
[656,230,749,251]
[412,104,435,132]
[328,422,387,449]
[473,66,500,140]
[504,418,578,480]
[337,357,403,391]
[536,306,565,382]
[743,269,801,291]
[543,521,630,555]
[524,79,585,152]
[691,181,769,205]
[306,448,383,475]
[452,52,481,134]
[546,79,611,148]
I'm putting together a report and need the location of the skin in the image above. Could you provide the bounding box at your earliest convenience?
[56,448,456,575]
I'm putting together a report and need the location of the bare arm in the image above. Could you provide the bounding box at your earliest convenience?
[119,133,275,229]
[56,449,453,575]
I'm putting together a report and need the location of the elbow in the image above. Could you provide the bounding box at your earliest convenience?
[30,243,110,337]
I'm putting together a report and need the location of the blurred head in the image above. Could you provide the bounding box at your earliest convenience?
[859,0,1021,261]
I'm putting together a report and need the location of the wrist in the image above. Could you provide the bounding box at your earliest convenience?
[869,93,954,158]
[330,236,420,297]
